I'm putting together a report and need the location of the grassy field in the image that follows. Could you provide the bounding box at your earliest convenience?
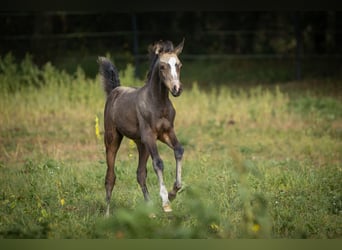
[0,54,341,238]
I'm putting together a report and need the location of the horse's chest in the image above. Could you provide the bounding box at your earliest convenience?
[154,106,173,130]
[155,117,171,132]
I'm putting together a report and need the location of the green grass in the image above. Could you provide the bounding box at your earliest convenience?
[0,54,341,238]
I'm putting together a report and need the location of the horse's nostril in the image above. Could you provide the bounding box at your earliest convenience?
[171,85,182,97]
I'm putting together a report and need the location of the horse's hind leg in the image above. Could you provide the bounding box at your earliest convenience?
[104,130,123,217]
[135,141,150,202]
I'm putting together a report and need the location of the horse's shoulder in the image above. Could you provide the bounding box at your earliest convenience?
[111,86,137,98]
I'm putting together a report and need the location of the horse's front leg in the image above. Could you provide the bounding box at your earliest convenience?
[160,130,184,201]
[143,133,172,212]
[169,139,184,201]
[169,141,184,201]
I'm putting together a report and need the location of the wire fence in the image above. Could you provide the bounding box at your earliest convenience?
[1,11,341,81]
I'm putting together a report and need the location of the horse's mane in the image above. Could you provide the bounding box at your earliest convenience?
[146,40,175,81]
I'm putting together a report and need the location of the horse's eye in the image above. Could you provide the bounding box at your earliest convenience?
[160,64,166,70]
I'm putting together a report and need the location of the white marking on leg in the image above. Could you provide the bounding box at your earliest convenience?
[160,183,172,212]
[160,183,169,205]
[154,163,172,212]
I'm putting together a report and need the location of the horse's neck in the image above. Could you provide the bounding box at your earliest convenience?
[147,68,169,105]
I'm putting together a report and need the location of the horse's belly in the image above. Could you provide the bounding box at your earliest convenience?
[114,111,140,139]
[110,89,141,139]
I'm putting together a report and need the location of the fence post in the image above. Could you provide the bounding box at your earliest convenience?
[294,11,303,81]
[132,12,139,78]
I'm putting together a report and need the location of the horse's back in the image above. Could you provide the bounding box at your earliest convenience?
[106,86,138,106]
[112,86,137,98]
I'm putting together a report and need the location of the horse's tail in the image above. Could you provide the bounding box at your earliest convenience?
[97,57,121,97]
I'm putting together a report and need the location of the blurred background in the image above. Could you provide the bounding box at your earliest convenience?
[1,11,341,84]
[1,11,341,239]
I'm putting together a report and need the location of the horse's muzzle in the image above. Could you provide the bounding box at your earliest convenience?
[171,85,183,97]
[171,82,183,97]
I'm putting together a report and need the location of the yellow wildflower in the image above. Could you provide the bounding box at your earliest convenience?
[251,223,260,233]
[209,223,220,233]
[129,139,135,149]
[128,140,135,158]
[60,198,65,206]
[95,115,101,140]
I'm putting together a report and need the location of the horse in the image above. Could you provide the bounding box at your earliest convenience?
[98,39,185,216]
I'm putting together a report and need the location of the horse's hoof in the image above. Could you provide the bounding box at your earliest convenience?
[168,192,177,201]
[163,204,173,212]
[148,213,157,219]
[105,208,110,218]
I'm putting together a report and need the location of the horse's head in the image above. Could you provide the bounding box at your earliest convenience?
[156,39,184,97]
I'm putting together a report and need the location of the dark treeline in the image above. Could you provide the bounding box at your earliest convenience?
[1,11,341,59]
[0,11,341,81]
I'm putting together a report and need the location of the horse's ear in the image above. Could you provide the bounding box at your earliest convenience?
[154,43,162,55]
[174,38,185,55]
[149,41,162,55]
